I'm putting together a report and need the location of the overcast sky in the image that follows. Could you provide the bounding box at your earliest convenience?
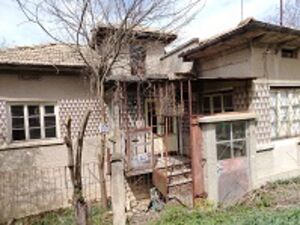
[0,0,281,48]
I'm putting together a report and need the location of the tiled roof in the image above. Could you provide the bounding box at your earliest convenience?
[0,43,85,67]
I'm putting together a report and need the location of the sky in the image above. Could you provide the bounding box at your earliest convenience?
[0,0,282,48]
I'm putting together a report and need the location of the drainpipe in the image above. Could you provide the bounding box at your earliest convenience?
[188,81,205,206]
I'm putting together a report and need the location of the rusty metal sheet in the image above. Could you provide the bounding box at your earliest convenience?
[217,157,249,205]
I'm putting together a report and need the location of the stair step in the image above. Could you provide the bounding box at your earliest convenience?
[169,178,192,187]
[167,168,191,177]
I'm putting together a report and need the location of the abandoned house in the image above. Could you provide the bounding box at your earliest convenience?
[1,18,300,221]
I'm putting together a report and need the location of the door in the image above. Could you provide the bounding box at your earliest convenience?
[215,121,250,204]
[145,100,178,155]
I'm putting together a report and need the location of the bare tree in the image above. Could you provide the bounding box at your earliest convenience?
[266,0,300,28]
[15,0,204,223]
[64,111,91,225]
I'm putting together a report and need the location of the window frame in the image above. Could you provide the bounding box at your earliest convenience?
[216,121,248,161]
[202,91,234,115]
[270,88,300,140]
[281,48,298,59]
[8,102,60,142]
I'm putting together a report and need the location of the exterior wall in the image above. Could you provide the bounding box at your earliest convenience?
[251,46,300,80]
[0,73,109,222]
[200,117,257,204]
[106,40,167,77]
[249,80,300,186]
[196,47,252,79]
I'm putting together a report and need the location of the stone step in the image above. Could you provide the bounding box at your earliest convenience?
[167,168,191,177]
[169,177,192,187]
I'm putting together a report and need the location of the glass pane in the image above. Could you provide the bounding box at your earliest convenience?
[217,142,231,160]
[28,105,39,116]
[233,141,246,158]
[280,91,289,106]
[232,121,246,139]
[12,118,24,129]
[29,117,40,127]
[216,123,230,141]
[270,92,277,108]
[45,116,56,127]
[270,108,277,123]
[279,121,289,137]
[45,105,54,114]
[45,127,56,138]
[29,128,41,139]
[203,97,210,114]
[213,96,222,113]
[271,122,277,139]
[223,94,233,111]
[280,107,288,122]
[12,129,25,141]
[291,121,300,136]
[293,106,300,120]
[11,105,24,117]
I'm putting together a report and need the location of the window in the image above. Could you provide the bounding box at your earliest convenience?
[270,88,300,139]
[10,104,57,141]
[129,43,146,76]
[281,48,298,59]
[146,101,158,134]
[202,92,233,114]
[146,101,175,135]
[216,121,247,160]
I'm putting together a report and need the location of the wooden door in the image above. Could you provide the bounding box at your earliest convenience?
[215,121,250,204]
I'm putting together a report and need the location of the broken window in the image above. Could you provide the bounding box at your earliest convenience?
[202,91,233,114]
[129,43,146,76]
[281,48,298,59]
[10,104,57,141]
[270,88,300,139]
[216,121,247,160]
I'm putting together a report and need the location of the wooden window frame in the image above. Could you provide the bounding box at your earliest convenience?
[202,91,234,114]
[8,103,59,142]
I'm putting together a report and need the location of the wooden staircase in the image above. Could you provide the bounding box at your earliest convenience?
[153,156,193,206]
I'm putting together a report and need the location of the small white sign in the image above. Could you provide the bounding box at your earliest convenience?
[99,123,110,134]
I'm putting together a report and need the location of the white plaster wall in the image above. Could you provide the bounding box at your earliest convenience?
[0,73,110,222]
[0,137,100,171]
[107,40,166,77]
[251,47,300,80]
[0,73,90,100]
[198,47,252,79]
[255,137,300,185]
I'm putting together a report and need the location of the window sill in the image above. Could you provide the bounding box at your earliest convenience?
[198,112,257,124]
[0,138,64,151]
[257,144,274,153]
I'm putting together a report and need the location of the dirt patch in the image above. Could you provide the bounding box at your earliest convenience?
[240,176,300,208]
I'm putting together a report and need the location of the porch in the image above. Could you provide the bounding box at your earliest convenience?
[114,78,256,206]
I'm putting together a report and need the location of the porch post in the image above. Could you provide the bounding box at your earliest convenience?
[188,80,206,206]
[190,116,205,204]
[111,83,126,225]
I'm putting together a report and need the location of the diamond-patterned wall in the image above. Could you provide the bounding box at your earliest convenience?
[0,100,7,146]
[59,99,104,138]
[233,85,250,111]
[249,82,271,146]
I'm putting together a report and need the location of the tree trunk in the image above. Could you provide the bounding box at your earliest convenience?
[99,100,108,209]
[74,195,89,225]
[98,149,108,209]
[65,111,91,225]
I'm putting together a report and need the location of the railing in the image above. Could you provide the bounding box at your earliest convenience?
[125,127,154,176]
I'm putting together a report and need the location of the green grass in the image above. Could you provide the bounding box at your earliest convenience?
[13,176,300,225]
[150,176,300,225]
[149,205,300,225]
[14,206,112,225]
